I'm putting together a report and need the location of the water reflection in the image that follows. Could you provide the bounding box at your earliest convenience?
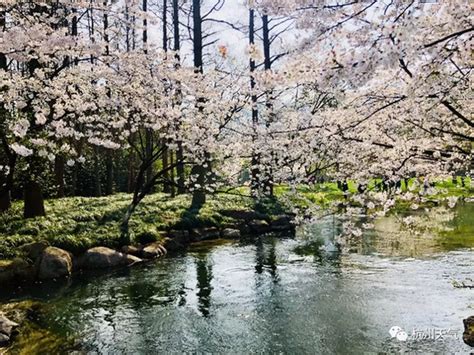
[254,237,279,281]
[195,256,213,317]
[0,203,472,353]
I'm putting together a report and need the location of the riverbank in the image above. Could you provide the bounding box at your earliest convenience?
[2,179,472,260]
[0,191,297,288]
[0,192,294,260]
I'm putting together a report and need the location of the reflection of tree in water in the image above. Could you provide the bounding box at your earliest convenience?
[195,256,213,317]
[255,236,279,282]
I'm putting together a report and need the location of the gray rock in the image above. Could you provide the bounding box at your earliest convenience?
[168,230,191,246]
[38,247,73,280]
[162,237,183,252]
[19,241,49,261]
[221,228,241,239]
[191,228,220,241]
[269,215,295,232]
[0,314,18,347]
[463,316,474,347]
[125,254,142,265]
[0,314,18,336]
[141,243,167,259]
[78,247,141,270]
[121,245,142,257]
[0,258,33,284]
[169,230,190,239]
[0,332,9,347]
[248,219,270,233]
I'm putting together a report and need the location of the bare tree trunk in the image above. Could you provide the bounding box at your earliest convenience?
[24,180,46,218]
[93,147,102,197]
[23,155,46,218]
[0,10,14,213]
[142,0,154,186]
[162,0,171,194]
[54,155,65,198]
[0,137,15,213]
[191,0,207,209]
[249,8,260,197]
[262,13,274,197]
[173,0,185,194]
[105,150,114,195]
[127,150,136,193]
[170,151,176,197]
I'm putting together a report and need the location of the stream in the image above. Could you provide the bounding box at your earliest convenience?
[1,203,473,354]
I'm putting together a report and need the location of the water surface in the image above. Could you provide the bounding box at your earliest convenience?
[2,203,473,354]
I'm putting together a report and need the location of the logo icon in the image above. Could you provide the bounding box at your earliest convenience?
[389,326,408,341]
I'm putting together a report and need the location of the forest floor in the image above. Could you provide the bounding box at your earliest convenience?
[0,178,473,260]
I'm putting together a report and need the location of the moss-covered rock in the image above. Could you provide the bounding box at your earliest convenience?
[76,246,141,270]
[463,316,474,347]
[0,258,34,284]
[38,247,73,280]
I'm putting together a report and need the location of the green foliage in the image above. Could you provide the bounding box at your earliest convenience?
[0,192,260,259]
[1,178,471,260]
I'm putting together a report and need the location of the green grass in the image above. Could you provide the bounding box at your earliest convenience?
[1,178,472,260]
[0,193,258,259]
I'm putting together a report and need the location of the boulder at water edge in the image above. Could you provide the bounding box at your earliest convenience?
[77,247,141,270]
[38,247,73,280]
[463,316,474,347]
[141,243,167,259]
[0,314,19,347]
[0,258,33,284]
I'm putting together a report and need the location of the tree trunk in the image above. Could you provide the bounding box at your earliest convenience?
[162,144,171,193]
[142,0,154,185]
[169,151,176,197]
[191,0,207,209]
[24,180,46,218]
[54,155,65,198]
[120,200,137,245]
[0,141,15,214]
[176,143,185,194]
[261,13,274,197]
[172,0,186,194]
[127,150,136,193]
[249,8,260,197]
[0,192,10,213]
[0,11,12,213]
[105,149,114,195]
[93,147,102,197]
[162,0,171,194]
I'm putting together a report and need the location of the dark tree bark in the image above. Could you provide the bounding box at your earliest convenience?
[21,4,49,217]
[24,180,46,218]
[54,155,65,198]
[162,0,172,194]
[173,0,186,194]
[0,136,16,213]
[261,13,274,196]
[93,147,102,197]
[105,150,114,195]
[191,0,207,209]
[142,0,154,186]
[0,9,15,213]
[249,8,260,197]
[169,151,176,197]
[127,150,137,193]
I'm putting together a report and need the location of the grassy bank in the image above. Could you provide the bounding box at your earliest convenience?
[0,193,261,259]
[1,178,473,260]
